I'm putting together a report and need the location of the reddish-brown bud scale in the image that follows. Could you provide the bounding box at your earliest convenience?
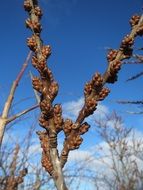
[27,35,37,51]
[32,77,43,92]
[92,72,103,87]
[120,35,134,49]
[41,45,51,59]
[130,15,141,27]
[79,122,90,135]
[107,49,118,62]
[24,0,32,12]
[34,6,43,18]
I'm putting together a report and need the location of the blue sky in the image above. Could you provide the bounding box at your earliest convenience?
[1,1,143,189]
[0,0,143,126]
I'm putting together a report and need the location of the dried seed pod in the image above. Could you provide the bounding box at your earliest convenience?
[92,72,103,87]
[79,122,90,135]
[27,35,37,51]
[107,49,118,62]
[120,35,134,49]
[63,119,73,136]
[130,15,140,27]
[98,87,110,101]
[41,45,51,59]
[34,6,43,18]
[24,0,32,12]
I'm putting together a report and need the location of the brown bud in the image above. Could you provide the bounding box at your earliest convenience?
[85,97,97,116]
[120,35,134,49]
[32,20,42,33]
[107,49,118,62]
[24,0,32,12]
[32,76,43,92]
[98,87,110,101]
[84,82,92,97]
[79,122,90,135]
[41,45,51,59]
[32,56,38,68]
[40,99,52,115]
[63,119,73,136]
[49,81,59,100]
[112,60,121,72]
[27,35,37,51]
[37,59,46,71]
[92,72,103,87]
[130,15,140,27]
[54,104,62,116]
[39,114,49,129]
[69,135,83,150]
[34,6,43,18]
[42,152,53,175]
[25,18,33,29]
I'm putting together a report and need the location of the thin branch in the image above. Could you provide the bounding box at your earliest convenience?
[6,104,39,124]
[126,71,143,81]
[0,51,32,147]
[117,100,143,105]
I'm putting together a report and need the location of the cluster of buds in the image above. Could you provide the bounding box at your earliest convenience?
[40,99,52,116]
[84,97,97,116]
[32,55,47,73]
[130,15,141,27]
[48,81,59,101]
[34,6,43,19]
[91,72,103,87]
[78,122,90,135]
[25,18,42,33]
[24,0,32,12]
[107,60,122,83]
[67,134,83,150]
[41,45,51,60]
[39,114,49,129]
[63,119,74,136]
[84,82,92,97]
[37,131,53,175]
[120,35,134,50]
[98,87,110,101]
[27,35,37,52]
[107,49,118,62]
[32,76,43,93]
[53,104,63,133]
